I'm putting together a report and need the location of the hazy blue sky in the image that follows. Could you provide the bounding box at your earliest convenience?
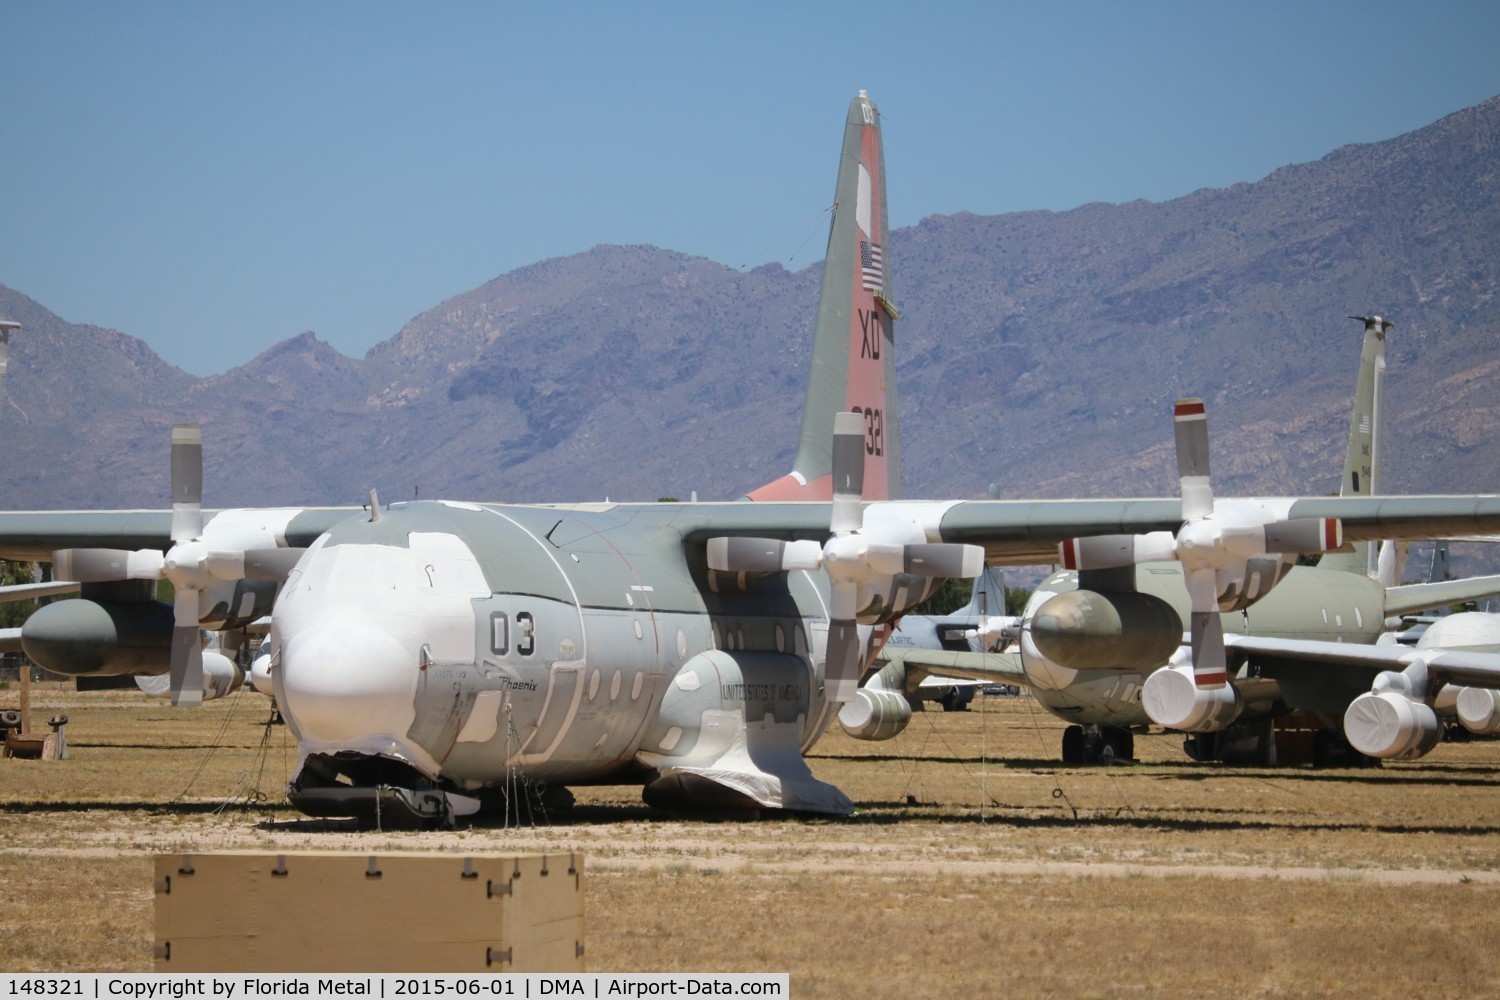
[4,1,1499,375]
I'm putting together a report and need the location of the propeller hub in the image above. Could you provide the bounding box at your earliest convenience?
[1174,519,1221,563]
[163,539,213,590]
[821,534,867,584]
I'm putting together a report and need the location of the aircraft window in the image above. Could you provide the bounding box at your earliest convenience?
[491,613,509,655]
[517,612,536,656]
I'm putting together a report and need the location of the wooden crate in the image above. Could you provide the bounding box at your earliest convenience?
[153,850,585,972]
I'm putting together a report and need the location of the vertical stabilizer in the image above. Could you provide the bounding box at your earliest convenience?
[1431,541,1452,582]
[1323,315,1390,576]
[961,565,1009,617]
[0,320,15,421]
[749,91,901,501]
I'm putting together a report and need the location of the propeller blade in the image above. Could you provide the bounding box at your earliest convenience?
[1185,567,1227,688]
[52,547,164,582]
[169,589,204,708]
[1058,532,1176,571]
[830,411,866,535]
[1263,517,1343,554]
[1173,399,1213,521]
[862,541,906,577]
[903,542,985,579]
[706,537,823,574]
[170,424,204,543]
[825,582,862,703]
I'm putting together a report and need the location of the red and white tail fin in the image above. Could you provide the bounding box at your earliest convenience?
[749,91,901,502]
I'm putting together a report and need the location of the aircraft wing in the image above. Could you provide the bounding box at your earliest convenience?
[1227,633,1500,690]
[877,647,1028,687]
[929,495,1500,566]
[0,508,358,562]
[0,582,77,656]
[5,494,1500,571]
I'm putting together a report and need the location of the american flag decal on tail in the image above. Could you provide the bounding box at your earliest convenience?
[860,241,883,291]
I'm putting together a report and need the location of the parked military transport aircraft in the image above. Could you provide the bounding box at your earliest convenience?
[6,93,1500,824]
[877,316,1500,764]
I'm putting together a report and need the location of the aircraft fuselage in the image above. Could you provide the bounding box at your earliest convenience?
[270,500,840,809]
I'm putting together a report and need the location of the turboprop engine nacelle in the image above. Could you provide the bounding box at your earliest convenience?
[1142,655,1242,732]
[839,687,913,741]
[21,598,176,676]
[1344,665,1442,760]
[1028,589,1181,672]
[134,652,243,701]
[838,661,914,741]
[1410,614,1500,738]
[1456,687,1500,736]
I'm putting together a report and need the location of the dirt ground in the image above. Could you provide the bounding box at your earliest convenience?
[3,687,1500,997]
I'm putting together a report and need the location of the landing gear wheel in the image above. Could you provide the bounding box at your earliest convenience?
[1061,725,1086,763]
[1104,727,1134,762]
[1183,732,1218,762]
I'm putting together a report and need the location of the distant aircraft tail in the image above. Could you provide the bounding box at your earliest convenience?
[960,566,1008,617]
[748,91,902,501]
[1322,316,1390,576]
[961,565,1020,652]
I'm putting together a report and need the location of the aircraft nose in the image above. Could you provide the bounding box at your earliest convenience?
[278,623,417,745]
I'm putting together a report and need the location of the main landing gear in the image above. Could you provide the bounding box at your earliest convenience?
[1061,724,1135,763]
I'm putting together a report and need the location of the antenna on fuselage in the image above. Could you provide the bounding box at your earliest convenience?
[367,488,382,522]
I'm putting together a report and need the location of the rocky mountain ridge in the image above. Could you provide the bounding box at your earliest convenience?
[1,95,1496,516]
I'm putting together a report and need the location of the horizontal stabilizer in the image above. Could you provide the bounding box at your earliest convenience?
[1385,575,1500,616]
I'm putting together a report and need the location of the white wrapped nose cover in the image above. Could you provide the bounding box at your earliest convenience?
[280,622,417,746]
